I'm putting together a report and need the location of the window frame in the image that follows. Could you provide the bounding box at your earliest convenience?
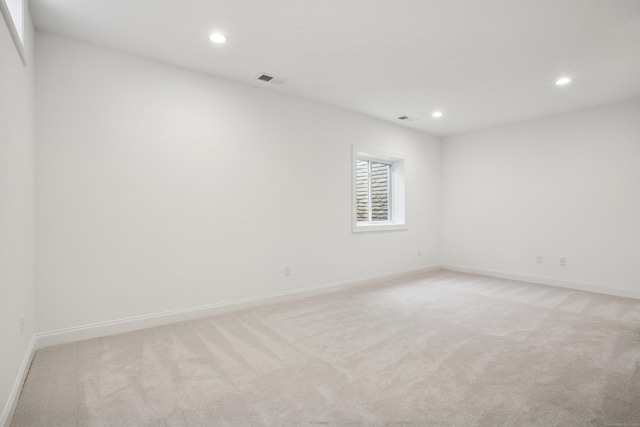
[356,157,393,223]
[1,0,27,65]
[352,146,406,233]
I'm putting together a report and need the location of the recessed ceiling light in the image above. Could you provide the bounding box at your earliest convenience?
[209,32,227,44]
[432,111,443,118]
[555,77,571,86]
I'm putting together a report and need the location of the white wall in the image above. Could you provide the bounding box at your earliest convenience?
[0,9,35,424]
[442,98,640,295]
[35,33,441,334]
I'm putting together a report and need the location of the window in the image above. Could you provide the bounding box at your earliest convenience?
[1,0,26,65]
[352,147,405,232]
[356,159,391,222]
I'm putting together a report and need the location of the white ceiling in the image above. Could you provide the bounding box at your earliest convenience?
[30,0,640,136]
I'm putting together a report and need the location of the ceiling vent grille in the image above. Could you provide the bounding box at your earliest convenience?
[255,73,286,85]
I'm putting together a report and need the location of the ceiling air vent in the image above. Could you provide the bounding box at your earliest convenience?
[255,73,286,85]
[398,116,417,122]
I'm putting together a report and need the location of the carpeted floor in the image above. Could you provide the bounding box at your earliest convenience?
[11,270,640,426]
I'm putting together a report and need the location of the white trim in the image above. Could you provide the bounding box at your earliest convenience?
[1,336,35,427]
[352,223,408,232]
[442,265,640,300]
[35,265,441,350]
[0,0,27,66]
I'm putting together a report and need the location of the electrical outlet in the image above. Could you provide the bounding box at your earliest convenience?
[284,266,291,277]
[536,255,543,263]
[418,249,421,257]
[559,257,567,267]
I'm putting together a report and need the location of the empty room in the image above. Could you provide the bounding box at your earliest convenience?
[2,0,640,425]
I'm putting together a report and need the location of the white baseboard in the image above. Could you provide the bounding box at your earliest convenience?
[1,336,36,427]
[442,265,640,300]
[35,265,441,350]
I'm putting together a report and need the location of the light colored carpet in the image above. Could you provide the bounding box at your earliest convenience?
[11,270,640,426]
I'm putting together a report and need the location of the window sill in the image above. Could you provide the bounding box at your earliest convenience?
[352,223,407,233]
